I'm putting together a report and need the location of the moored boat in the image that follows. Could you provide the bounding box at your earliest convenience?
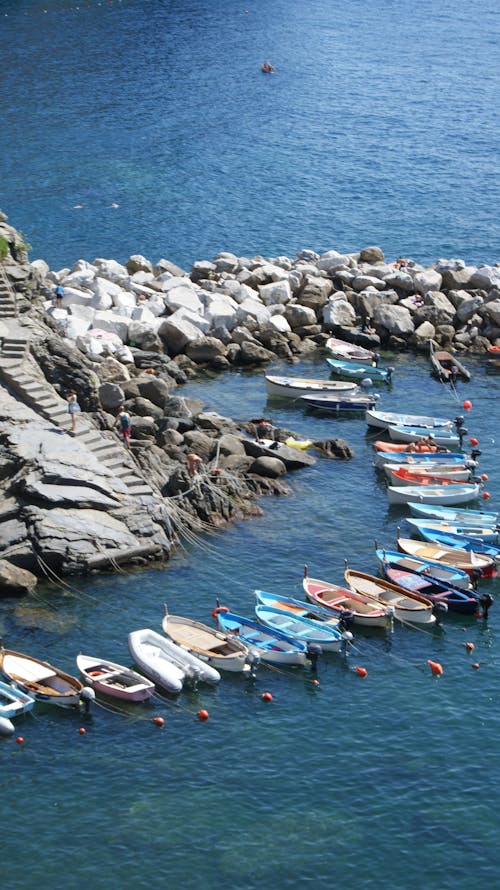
[382,462,474,482]
[373,449,471,469]
[265,373,358,399]
[366,408,458,431]
[376,561,479,615]
[76,654,155,702]
[128,628,221,693]
[374,546,471,590]
[396,534,496,579]
[0,678,35,720]
[387,482,481,506]
[405,517,499,544]
[213,609,308,666]
[429,340,471,382]
[325,337,376,363]
[254,598,346,653]
[301,391,380,412]
[0,646,84,708]
[302,568,391,628]
[388,425,464,447]
[402,524,500,558]
[162,611,254,673]
[254,588,341,626]
[326,357,394,383]
[344,566,436,624]
[408,502,500,527]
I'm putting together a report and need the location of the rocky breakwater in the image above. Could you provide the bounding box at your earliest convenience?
[0,213,354,595]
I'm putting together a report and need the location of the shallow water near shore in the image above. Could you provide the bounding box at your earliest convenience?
[1,353,499,890]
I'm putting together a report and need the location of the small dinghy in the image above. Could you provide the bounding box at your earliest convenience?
[373,449,472,469]
[374,546,471,590]
[76,654,155,702]
[264,373,358,399]
[429,341,471,382]
[254,598,347,653]
[396,534,496,579]
[213,608,308,666]
[254,588,341,626]
[302,567,390,628]
[162,610,254,673]
[405,517,499,544]
[326,357,394,383]
[128,628,221,694]
[344,566,437,625]
[382,462,474,483]
[0,678,35,720]
[402,525,500,559]
[408,503,500,527]
[0,646,84,708]
[388,425,464,447]
[301,391,379,412]
[377,560,479,615]
[325,337,376,363]
[387,482,481,506]
[366,409,458,431]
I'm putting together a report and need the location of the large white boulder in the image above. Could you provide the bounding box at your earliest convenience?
[373,304,415,336]
[269,314,292,334]
[60,286,95,308]
[158,311,205,356]
[64,315,93,339]
[92,258,130,285]
[413,269,443,295]
[322,297,356,327]
[163,283,204,315]
[204,294,238,331]
[131,305,157,325]
[236,298,271,326]
[469,265,500,291]
[92,311,129,342]
[259,279,292,306]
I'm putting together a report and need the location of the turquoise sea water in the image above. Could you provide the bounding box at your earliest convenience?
[1,2,500,888]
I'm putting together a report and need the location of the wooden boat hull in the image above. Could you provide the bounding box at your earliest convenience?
[366,409,456,431]
[408,503,500,527]
[0,679,35,719]
[396,537,496,578]
[374,547,471,589]
[0,649,84,708]
[383,463,473,482]
[344,568,436,625]
[76,654,155,702]
[214,611,307,665]
[162,614,252,673]
[265,374,357,399]
[302,572,390,628]
[387,483,481,505]
[326,357,393,382]
[430,343,471,382]
[404,526,500,558]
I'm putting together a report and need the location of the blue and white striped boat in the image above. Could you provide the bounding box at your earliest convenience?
[405,517,499,544]
[408,503,499,527]
[388,425,465,447]
[374,547,472,590]
[254,591,347,653]
[213,609,308,666]
[405,523,500,558]
[366,408,459,431]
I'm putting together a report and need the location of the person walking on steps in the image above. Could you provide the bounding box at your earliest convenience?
[116,405,131,449]
[67,391,80,432]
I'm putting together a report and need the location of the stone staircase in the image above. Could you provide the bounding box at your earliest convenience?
[0,329,156,502]
[0,265,18,318]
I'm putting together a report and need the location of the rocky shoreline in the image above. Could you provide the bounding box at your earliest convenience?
[0,209,499,595]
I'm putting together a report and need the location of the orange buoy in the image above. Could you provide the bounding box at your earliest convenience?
[480,474,489,482]
[469,437,479,446]
[78,727,86,735]
[311,679,320,687]
[355,666,368,678]
[427,659,444,676]
[482,491,491,500]
[261,692,273,702]
[463,400,472,410]
[472,662,480,670]
[465,642,475,652]
[16,736,24,744]
[153,716,165,727]
[198,709,209,720]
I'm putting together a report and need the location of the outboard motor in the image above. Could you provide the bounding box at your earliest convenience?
[337,610,355,633]
[340,630,354,657]
[470,568,483,591]
[470,448,482,461]
[432,601,448,626]
[387,367,395,383]
[479,593,494,619]
[385,605,395,633]
[457,427,468,446]
[80,686,96,714]
[246,650,260,679]
[306,643,322,672]
[360,377,374,389]
[454,415,465,430]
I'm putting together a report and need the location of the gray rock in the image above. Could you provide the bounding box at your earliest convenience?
[249,456,287,477]
[98,382,125,412]
[0,559,37,596]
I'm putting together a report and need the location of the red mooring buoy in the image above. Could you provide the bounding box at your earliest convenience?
[427,660,444,676]
[355,666,368,678]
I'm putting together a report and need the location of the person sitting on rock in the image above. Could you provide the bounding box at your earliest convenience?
[187,452,203,478]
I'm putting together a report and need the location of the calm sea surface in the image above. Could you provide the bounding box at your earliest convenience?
[1,2,500,889]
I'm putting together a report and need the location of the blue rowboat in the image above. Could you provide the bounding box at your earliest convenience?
[0,679,35,720]
[373,450,473,469]
[377,560,479,615]
[374,547,471,590]
[405,517,499,544]
[387,482,481,506]
[300,392,380,412]
[388,425,465,447]
[404,524,500,559]
[326,357,394,383]
[213,609,308,666]
[408,503,499,526]
[395,535,497,579]
[254,603,345,653]
[254,589,341,626]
